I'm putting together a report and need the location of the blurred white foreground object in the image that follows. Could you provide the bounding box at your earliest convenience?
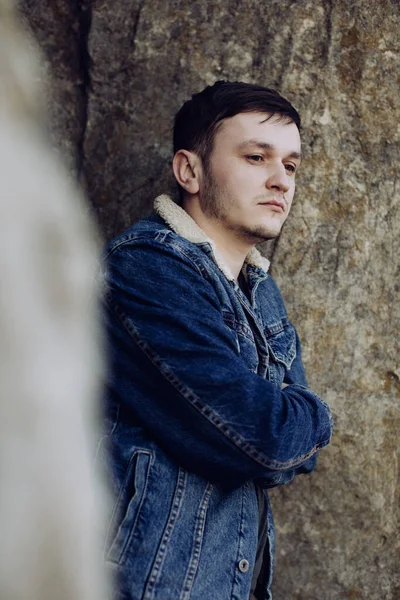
[0,2,107,599]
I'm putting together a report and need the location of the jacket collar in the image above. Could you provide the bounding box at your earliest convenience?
[154,194,270,282]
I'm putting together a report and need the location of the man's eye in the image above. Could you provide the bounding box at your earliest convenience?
[247,155,263,162]
[285,163,296,174]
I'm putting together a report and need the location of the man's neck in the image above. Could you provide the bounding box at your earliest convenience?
[183,199,253,280]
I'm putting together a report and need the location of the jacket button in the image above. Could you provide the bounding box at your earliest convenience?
[238,559,250,573]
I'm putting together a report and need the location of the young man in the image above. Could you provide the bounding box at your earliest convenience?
[100,81,333,600]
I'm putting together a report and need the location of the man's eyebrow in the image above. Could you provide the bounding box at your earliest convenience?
[238,139,302,161]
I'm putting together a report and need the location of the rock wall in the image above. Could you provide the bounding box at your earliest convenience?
[20,0,400,598]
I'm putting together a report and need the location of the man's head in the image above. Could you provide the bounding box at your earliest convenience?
[172,80,302,243]
[174,80,300,168]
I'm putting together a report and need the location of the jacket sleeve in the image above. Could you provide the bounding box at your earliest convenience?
[104,239,333,489]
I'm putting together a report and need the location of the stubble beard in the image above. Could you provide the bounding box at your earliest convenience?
[200,166,283,244]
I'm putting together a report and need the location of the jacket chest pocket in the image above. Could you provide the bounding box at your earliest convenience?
[106,449,153,565]
[222,309,259,373]
[264,319,297,383]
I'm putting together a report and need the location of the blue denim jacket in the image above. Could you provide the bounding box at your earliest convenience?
[99,195,333,600]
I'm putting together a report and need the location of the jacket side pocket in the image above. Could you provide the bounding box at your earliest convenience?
[105,449,152,565]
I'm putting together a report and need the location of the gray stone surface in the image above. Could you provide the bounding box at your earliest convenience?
[19,1,85,169]
[21,0,400,597]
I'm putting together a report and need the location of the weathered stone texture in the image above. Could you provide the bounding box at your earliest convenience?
[19,0,88,171]
[21,0,400,598]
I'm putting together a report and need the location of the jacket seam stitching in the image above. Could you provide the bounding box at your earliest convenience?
[222,311,255,342]
[180,483,214,599]
[143,468,187,599]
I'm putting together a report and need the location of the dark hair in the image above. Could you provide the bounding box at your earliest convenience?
[173,80,301,167]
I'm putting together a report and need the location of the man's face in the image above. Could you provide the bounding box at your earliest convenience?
[198,112,301,243]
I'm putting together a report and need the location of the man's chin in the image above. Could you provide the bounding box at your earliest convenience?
[238,224,282,243]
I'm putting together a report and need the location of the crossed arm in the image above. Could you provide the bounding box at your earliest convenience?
[104,239,333,488]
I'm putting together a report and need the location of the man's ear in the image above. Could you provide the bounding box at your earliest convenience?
[172,150,201,195]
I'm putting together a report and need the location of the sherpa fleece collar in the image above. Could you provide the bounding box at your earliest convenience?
[154,194,270,282]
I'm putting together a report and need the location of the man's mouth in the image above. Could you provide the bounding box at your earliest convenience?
[258,199,285,212]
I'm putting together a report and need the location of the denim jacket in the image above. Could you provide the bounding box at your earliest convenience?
[99,195,333,600]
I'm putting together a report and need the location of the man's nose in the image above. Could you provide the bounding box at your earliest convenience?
[265,164,290,193]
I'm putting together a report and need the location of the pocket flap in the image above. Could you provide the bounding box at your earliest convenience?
[264,319,296,369]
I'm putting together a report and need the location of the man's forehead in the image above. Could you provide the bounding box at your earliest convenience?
[216,111,301,152]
